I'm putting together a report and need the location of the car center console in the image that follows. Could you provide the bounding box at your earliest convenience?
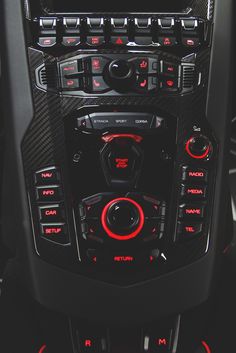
[0,0,233,352]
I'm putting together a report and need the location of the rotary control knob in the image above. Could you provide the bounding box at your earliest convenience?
[106,60,135,92]
[101,197,145,240]
[185,135,212,160]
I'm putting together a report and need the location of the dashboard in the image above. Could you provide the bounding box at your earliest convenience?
[0,0,233,352]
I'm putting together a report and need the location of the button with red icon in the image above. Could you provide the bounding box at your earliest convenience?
[135,58,149,73]
[182,37,200,48]
[136,76,149,92]
[87,76,109,93]
[180,184,207,199]
[34,167,60,185]
[158,36,176,46]
[87,36,105,46]
[62,36,80,46]
[162,62,178,76]
[89,56,110,74]
[110,36,129,45]
[161,77,178,91]
[181,166,208,183]
[62,78,80,89]
[60,61,78,77]
[38,37,56,47]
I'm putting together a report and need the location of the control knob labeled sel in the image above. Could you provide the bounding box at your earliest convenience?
[185,135,212,160]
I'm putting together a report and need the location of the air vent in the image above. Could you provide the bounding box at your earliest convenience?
[182,64,195,93]
[35,64,57,91]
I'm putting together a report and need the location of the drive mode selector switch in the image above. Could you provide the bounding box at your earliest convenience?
[185,135,212,160]
[106,59,135,92]
[101,197,145,240]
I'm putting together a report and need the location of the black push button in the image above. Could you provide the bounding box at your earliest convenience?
[134,58,149,73]
[60,61,78,77]
[182,37,200,48]
[87,36,105,46]
[134,37,153,46]
[177,222,203,240]
[158,36,176,47]
[62,78,81,90]
[181,166,208,182]
[158,18,175,29]
[162,62,179,76]
[88,77,109,93]
[87,18,104,34]
[40,223,69,244]
[62,36,80,46]
[181,19,198,30]
[63,17,80,29]
[38,37,56,47]
[40,18,57,30]
[111,18,128,34]
[35,167,60,184]
[145,329,172,352]
[39,204,64,222]
[179,204,205,219]
[89,56,110,74]
[135,18,152,34]
[110,36,129,45]
[77,116,93,129]
[181,184,207,199]
[136,76,149,92]
[160,77,178,90]
[36,186,62,202]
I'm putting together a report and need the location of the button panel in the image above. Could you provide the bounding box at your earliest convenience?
[56,54,186,95]
[33,167,70,245]
[35,16,207,49]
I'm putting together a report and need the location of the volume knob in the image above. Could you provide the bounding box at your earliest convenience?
[185,135,212,160]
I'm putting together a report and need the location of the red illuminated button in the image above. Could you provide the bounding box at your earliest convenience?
[162,62,178,76]
[62,78,80,89]
[39,204,64,221]
[181,184,207,199]
[60,61,78,77]
[35,167,60,184]
[89,56,110,74]
[36,186,62,202]
[89,77,109,92]
[179,204,205,219]
[87,36,105,46]
[135,58,149,73]
[113,255,135,263]
[148,329,172,352]
[62,36,80,46]
[161,77,178,90]
[38,37,56,47]
[110,36,129,45]
[181,166,208,182]
[40,223,69,244]
[177,222,203,240]
[182,37,200,47]
[158,36,176,46]
[136,76,149,92]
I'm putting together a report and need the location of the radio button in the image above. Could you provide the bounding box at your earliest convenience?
[181,166,208,183]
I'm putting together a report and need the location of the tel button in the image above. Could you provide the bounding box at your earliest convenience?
[177,222,203,240]
[39,204,64,221]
